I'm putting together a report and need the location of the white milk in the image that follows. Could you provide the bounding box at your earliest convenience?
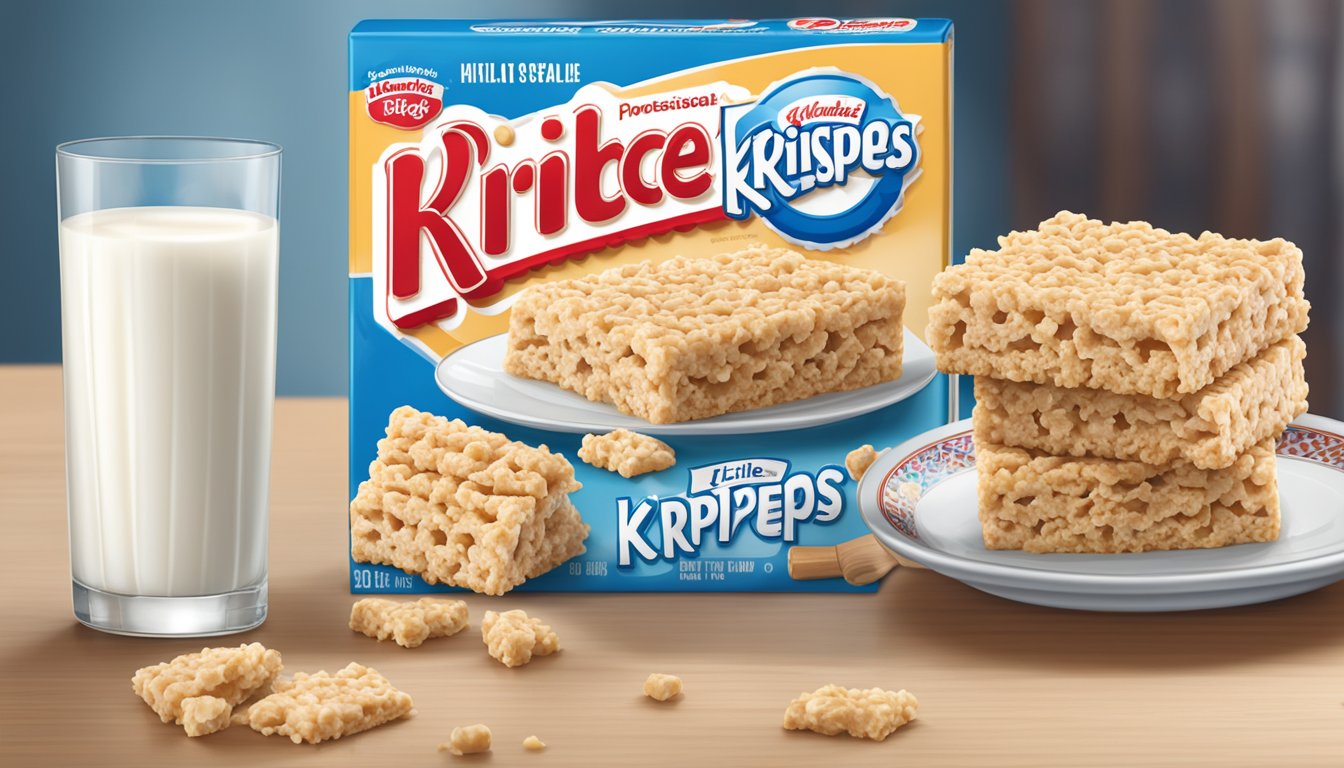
[59,206,278,597]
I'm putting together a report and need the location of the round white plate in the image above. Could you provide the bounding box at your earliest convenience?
[434,328,937,436]
[858,414,1344,612]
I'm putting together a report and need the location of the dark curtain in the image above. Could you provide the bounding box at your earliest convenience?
[1012,0,1342,416]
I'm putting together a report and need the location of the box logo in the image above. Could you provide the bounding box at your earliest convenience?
[786,17,917,33]
[721,71,921,250]
[373,81,742,330]
[617,460,846,566]
[366,77,444,129]
[371,69,917,331]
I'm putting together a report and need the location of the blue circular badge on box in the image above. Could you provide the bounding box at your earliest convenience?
[720,71,919,249]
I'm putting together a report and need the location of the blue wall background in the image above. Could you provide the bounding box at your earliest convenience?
[0,0,1010,396]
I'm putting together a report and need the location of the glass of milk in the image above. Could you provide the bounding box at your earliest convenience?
[56,137,280,636]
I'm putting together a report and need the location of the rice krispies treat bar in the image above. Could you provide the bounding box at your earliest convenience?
[928,212,1309,398]
[481,609,559,668]
[349,597,469,648]
[578,429,676,478]
[350,406,589,596]
[783,685,918,741]
[973,336,1307,470]
[504,247,905,424]
[977,437,1280,553]
[246,662,413,744]
[132,643,282,732]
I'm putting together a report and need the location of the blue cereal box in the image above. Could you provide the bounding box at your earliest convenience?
[348,18,954,593]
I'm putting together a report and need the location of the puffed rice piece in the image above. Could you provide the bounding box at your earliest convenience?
[845,444,879,481]
[439,724,492,755]
[643,673,683,701]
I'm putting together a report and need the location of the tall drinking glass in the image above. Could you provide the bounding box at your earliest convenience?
[56,137,281,636]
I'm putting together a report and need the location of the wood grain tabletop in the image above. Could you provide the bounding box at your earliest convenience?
[1,365,1341,767]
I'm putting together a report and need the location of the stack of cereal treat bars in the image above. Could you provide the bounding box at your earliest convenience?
[928,212,1310,553]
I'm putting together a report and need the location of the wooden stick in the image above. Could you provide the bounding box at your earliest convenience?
[788,534,925,586]
[787,545,844,580]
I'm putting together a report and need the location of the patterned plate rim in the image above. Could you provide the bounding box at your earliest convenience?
[859,413,1344,589]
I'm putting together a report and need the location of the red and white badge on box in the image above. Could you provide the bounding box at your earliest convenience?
[366,77,444,129]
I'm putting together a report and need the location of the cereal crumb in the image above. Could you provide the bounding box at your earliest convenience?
[845,445,879,481]
[481,609,559,668]
[246,662,413,744]
[523,734,546,750]
[643,673,683,701]
[783,684,918,741]
[493,124,515,146]
[179,695,232,738]
[578,429,676,478]
[349,597,469,648]
[132,643,282,737]
[440,724,492,756]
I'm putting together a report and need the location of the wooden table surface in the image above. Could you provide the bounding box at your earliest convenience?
[1,365,1342,767]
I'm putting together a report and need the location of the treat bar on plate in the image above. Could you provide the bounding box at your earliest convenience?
[928,211,1309,398]
[350,406,589,595]
[977,438,1280,553]
[930,212,1308,554]
[504,247,906,424]
[973,336,1307,471]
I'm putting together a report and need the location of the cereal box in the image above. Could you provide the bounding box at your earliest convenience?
[348,18,954,593]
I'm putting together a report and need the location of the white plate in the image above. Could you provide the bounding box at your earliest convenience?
[858,414,1344,612]
[434,328,937,435]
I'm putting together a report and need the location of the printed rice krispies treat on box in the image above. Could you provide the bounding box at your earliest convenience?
[505,249,905,424]
[350,406,588,595]
[349,18,953,592]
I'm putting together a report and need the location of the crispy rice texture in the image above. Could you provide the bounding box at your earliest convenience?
[929,212,1309,398]
[643,673,684,702]
[179,696,233,738]
[973,336,1307,470]
[783,685,918,741]
[442,724,492,756]
[845,444,880,481]
[349,597,469,649]
[504,247,905,424]
[132,643,282,732]
[350,406,589,596]
[481,609,559,668]
[246,662,413,744]
[976,437,1280,553]
[578,429,676,478]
